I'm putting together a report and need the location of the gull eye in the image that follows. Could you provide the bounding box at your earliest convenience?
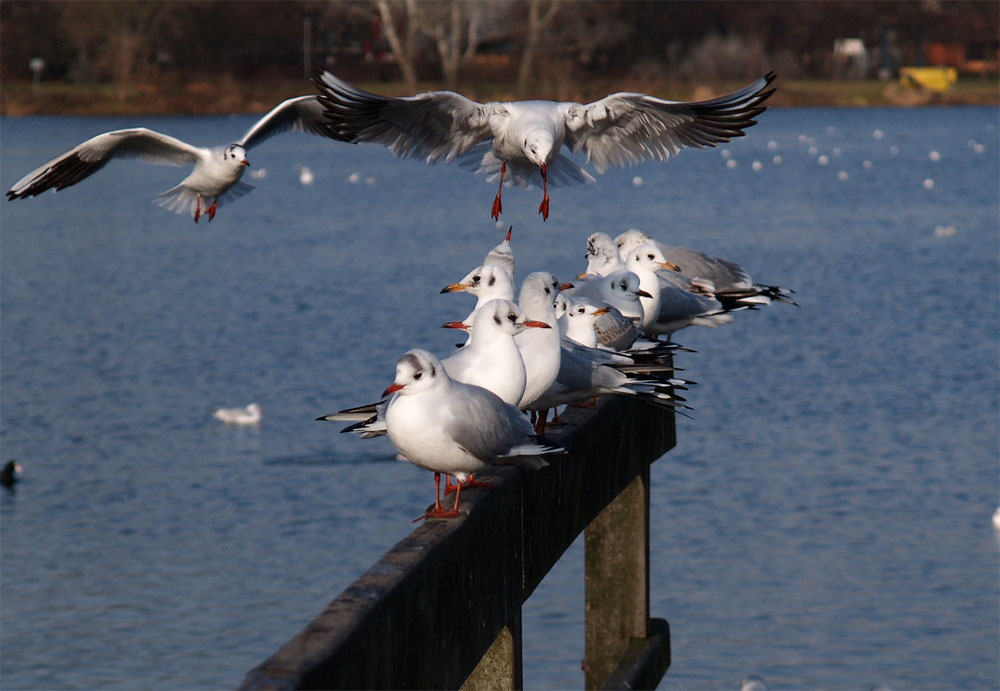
[577,307,585,314]
[472,274,481,284]
[507,312,517,321]
[647,253,655,260]
[413,371,422,380]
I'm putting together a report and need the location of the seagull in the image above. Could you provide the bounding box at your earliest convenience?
[514,272,564,413]
[294,164,315,185]
[381,349,558,520]
[7,95,333,222]
[556,295,610,349]
[319,299,548,445]
[313,70,777,220]
[441,298,551,407]
[483,225,515,280]
[616,229,796,304]
[579,232,626,278]
[440,263,516,337]
[212,403,262,425]
[625,243,735,336]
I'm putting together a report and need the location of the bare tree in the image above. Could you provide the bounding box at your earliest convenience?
[373,0,420,91]
[516,0,562,96]
[415,1,485,89]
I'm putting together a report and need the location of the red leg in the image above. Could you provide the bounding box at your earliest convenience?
[444,475,459,495]
[537,162,550,220]
[491,161,506,220]
[534,408,549,436]
[441,481,462,518]
[445,472,495,495]
[193,194,202,223]
[207,198,218,221]
[413,472,445,522]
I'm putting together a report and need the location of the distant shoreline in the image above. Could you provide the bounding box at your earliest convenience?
[2,77,996,117]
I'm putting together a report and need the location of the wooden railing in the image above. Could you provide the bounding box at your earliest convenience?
[241,394,675,690]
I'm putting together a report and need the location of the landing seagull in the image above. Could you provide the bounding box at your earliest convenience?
[313,70,776,220]
[7,95,333,222]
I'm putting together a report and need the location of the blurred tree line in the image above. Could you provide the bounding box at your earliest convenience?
[2,0,996,99]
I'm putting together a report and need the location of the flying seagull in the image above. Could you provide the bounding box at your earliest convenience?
[7,95,333,222]
[313,70,776,220]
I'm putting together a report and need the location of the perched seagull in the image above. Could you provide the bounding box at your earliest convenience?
[626,243,734,337]
[483,225,515,280]
[556,295,610,349]
[565,269,650,324]
[320,300,548,445]
[381,349,558,520]
[440,263,516,336]
[616,229,796,304]
[515,272,564,413]
[212,403,262,425]
[7,95,333,222]
[313,70,776,220]
[579,232,626,278]
[441,299,551,407]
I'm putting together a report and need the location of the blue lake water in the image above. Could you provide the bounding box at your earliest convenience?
[1,106,997,690]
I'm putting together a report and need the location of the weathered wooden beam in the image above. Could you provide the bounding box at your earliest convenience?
[240,396,674,690]
[583,467,651,689]
[600,618,671,690]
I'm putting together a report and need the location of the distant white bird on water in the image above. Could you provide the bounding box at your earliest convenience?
[313,70,776,220]
[992,506,1000,530]
[213,403,262,425]
[295,164,315,185]
[7,95,334,222]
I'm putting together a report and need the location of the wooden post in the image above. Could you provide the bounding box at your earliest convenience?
[461,610,522,691]
[583,466,650,689]
[241,397,674,690]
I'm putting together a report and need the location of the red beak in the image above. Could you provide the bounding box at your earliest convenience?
[382,382,404,397]
[505,225,512,242]
[241,158,250,166]
[441,321,470,330]
[524,320,551,329]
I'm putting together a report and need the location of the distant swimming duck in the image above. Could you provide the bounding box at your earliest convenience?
[1,460,22,488]
[213,403,262,426]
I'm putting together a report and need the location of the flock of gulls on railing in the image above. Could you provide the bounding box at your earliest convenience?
[7,70,794,520]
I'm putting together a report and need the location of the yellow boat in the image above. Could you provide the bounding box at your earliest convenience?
[899,66,958,93]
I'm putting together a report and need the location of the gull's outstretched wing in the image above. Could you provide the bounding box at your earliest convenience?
[237,95,332,150]
[7,128,203,199]
[312,70,492,164]
[564,72,776,173]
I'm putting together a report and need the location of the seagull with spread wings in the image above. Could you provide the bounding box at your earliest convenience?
[313,71,776,221]
[7,95,334,222]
